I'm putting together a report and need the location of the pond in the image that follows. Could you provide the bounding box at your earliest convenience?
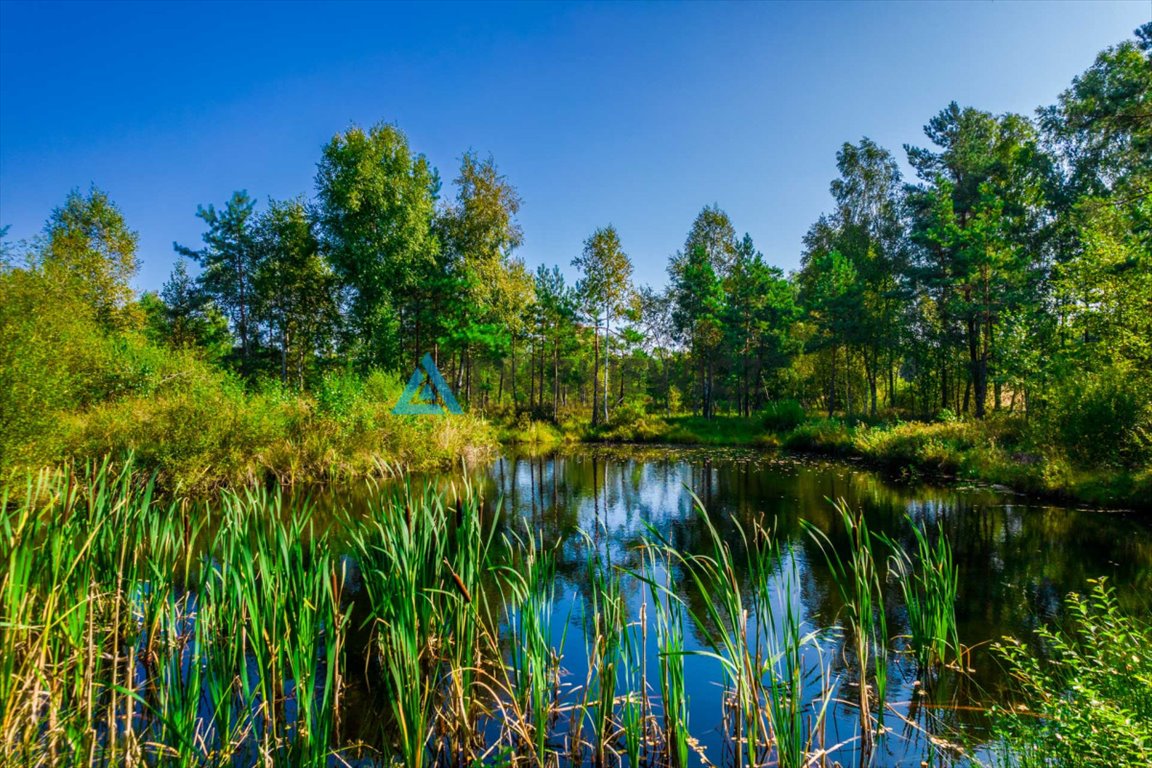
[319,445,1152,767]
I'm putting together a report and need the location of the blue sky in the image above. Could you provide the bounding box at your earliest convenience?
[1,1,1148,292]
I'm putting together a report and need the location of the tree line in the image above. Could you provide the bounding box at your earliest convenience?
[3,23,1148,465]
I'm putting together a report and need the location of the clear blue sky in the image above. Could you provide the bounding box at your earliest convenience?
[1,1,1148,292]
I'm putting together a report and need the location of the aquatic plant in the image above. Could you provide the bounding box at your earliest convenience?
[883,516,960,670]
[804,498,889,758]
[0,461,349,767]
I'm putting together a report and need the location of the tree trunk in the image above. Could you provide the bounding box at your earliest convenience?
[888,350,896,409]
[511,340,518,411]
[968,315,987,419]
[602,305,610,425]
[280,322,288,385]
[940,351,949,413]
[828,346,837,418]
[865,347,878,418]
[663,352,671,416]
[553,337,560,423]
[618,352,625,406]
[591,322,601,426]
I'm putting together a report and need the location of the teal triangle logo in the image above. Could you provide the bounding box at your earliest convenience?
[392,353,463,415]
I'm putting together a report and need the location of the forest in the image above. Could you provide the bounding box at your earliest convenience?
[1,23,1149,503]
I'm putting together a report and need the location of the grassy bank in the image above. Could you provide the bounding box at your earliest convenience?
[0,322,498,494]
[2,265,502,493]
[502,409,1152,510]
[5,362,498,493]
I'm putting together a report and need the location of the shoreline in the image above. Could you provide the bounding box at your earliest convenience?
[501,415,1152,513]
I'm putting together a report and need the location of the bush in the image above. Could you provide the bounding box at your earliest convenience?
[607,398,649,430]
[316,369,367,420]
[853,420,979,473]
[993,579,1152,768]
[760,399,806,432]
[935,408,959,424]
[782,418,854,453]
[1048,367,1152,470]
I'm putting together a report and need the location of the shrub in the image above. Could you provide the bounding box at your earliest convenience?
[315,369,366,420]
[936,408,959,424]
[853,421,978,473]
[1048,366,1152,470]
[993,579,1152,768]
[607,398,649,430]
[783,418,854,453]
[760,399,806,432]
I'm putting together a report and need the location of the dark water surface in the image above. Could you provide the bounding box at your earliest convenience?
[313,446,1152,767]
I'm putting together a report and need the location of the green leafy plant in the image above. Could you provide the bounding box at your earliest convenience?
[993,578,1152,768]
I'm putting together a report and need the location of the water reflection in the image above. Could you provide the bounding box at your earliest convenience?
[307,446,1152,766]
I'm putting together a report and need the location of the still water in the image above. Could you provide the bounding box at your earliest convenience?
[320,446,1152,767]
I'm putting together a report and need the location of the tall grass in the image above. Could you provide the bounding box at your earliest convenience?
[346,480,489,768]
[804,498,889,758]
[647,547,690,768]
[503,530,565,765]
[0,461,348,767]
[582,543,626,766]
[2,461,1008,767]
[883,517,960,671]
[647,497,836,768]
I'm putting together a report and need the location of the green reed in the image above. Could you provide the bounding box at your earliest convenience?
[348,482,447,768]
[646,497,836,768]
[502,529,565,765]
[1,460,348,767]
[442,482,500,761]
[2,459,977,768]
[618,596,648,768]
[649,550,690,768]
[582,543,626,766]
[804,498,890,759]
[883,516,960,671]
[754,540,835,768]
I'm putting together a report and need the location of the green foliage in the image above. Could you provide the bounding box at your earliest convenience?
[781,418,856,454]
[798,139,907,418]
[936,408,959,424]
[314,368,366,420]
[573,224,634,425]
[760,399,806,432]
[1047,364,1152,470]
[254,198,340,386]
[906,104,1049,420]
[142,258,232,361]
[854,419,984,474]
[36,186,140,330]
[993,579,1152,768]
[1040,22,1152,197]
[315,122,440,370]
[174,190,260,365]
[670,241,725,418]
[0,265,109,466]
[724,235,801,414]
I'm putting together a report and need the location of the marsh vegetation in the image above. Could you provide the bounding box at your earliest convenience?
[3,450,1149,767]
